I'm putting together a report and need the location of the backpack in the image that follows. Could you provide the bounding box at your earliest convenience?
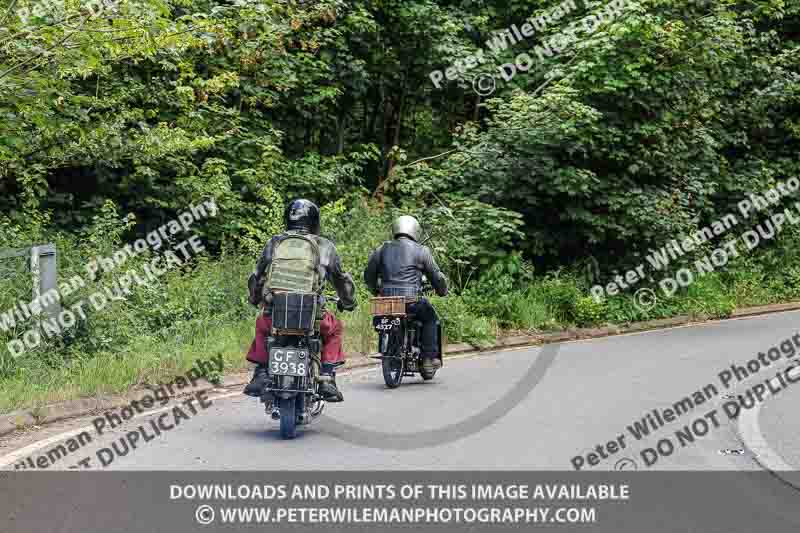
[264,232,322,297]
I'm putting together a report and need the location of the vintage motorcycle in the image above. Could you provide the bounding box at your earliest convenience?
[260,294,342,439]
[370,281,443,388]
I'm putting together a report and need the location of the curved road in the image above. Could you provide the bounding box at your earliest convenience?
[3,310,800,471]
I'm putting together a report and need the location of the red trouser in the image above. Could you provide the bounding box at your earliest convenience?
[246,312,345,365]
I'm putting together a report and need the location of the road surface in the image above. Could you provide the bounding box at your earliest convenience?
[3,310,800,471]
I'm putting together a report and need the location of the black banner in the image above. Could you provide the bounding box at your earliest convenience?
[1,472,799,532]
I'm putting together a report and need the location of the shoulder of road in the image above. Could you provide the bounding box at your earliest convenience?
[2,300,800,439]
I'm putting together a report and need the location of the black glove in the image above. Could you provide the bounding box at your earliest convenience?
[247,273,262,306]
[337,300,356,312]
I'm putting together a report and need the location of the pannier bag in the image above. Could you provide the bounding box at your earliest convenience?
[271,292,318,330]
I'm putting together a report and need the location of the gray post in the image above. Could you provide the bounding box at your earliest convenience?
[28,244,60,324]
[30,245,40,312]
[0,244,59,325]
[37,244,60,320]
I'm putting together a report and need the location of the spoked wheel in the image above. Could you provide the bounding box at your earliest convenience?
[380,330,405,389]
[278,396,297,439]
[382,355,404,388]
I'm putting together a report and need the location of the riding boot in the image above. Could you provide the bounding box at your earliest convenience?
[243,364,267,397]
[421,355,442,374]
[318,362,344,402]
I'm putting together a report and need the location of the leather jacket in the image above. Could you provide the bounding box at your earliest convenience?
[364,236,448,297]
[247,232,357,310]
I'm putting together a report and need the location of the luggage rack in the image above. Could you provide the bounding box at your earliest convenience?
[370,296,417,316]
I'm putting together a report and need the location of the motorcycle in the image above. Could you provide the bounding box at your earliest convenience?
[370,279,443,388]
[260,294,342,439]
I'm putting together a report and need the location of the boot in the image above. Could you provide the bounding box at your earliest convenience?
[422,354,442,373]
[243,365,267,397]
[319,363,344,402]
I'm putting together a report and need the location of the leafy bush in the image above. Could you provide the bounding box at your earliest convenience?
[460,253,532,325]
[431,295,496,347]
[573,296,607,327]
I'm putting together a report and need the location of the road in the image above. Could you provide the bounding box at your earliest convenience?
[3,310,800,471]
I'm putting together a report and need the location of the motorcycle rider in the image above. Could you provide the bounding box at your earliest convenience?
[244,199,357,401]
[364,215,448,374]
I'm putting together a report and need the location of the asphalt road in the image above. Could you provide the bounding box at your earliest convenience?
[752,363,800,487]
[3,310,800,471]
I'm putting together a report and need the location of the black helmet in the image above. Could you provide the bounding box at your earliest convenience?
[285,198,320,235]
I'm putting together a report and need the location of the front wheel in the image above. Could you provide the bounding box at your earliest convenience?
[278,396,297,439]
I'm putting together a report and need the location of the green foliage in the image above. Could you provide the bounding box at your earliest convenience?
[573,296,607,327]
[460,253,531,326]
[430,294,497,347]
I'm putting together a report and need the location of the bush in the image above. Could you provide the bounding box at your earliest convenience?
[431,295,496,347]
[528,273,583,325]
[573,296,607,327]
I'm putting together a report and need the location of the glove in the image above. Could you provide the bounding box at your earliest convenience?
[337,300,356,312]
[247,273,262,306]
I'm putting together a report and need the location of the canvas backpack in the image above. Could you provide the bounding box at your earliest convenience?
[263,232,322,297]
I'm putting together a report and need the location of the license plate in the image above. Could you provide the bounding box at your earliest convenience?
[268,348,308,377]
[374,317,400,331]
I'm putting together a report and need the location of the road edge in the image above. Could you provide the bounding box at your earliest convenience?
[3,300,800,438]
[737,364,800,485]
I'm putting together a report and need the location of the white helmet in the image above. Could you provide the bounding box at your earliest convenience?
[392,215,422,242]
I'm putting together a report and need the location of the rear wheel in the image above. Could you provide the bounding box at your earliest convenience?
[381,331,404,388]
[382,353,405,388]
[278,396,297,439]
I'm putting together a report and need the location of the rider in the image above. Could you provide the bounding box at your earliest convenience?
[364,215,448,374]
[244,199,357,401]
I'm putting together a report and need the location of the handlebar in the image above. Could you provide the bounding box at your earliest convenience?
[324,295,355,313]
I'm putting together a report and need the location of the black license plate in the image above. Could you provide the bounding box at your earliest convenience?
[268,348,308,376]
[374,316,401,331]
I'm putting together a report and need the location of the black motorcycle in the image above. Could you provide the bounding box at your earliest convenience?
[370,292,443,388]
[260,294,342,439]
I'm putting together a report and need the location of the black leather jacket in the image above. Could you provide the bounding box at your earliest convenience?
[364,236,448,297]
[248,231,357,310]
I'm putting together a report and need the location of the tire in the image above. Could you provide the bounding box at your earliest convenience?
[278,396,297,439]
[382,355,404,388]
[382,331,405,388]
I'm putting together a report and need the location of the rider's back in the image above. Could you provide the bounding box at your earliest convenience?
[379,237,426,296]
[370,236,448,297]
